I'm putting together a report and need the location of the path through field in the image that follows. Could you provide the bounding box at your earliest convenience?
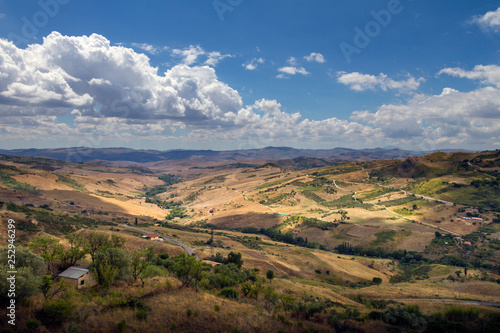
[121,224,199,260]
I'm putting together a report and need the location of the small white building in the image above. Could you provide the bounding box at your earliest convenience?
[59,266,97,289]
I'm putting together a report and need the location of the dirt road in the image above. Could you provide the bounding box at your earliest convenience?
[121,224,199,260]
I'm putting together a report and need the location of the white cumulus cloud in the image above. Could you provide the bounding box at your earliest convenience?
[351,86,500,149]
[470,7,500,32]
[438,64,500,88]
[337,72,424,92]
[277,57,310,79]
[0,32,242,126]
[171,45,232,67]
[171,45,205,66]
[205,51,233,66]
[304,52,325,63]
[243,57,265,70]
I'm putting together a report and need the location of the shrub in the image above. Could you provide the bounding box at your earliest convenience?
[117,320,127,332]
[68,322,82,333]
[26,319,40,331]
[219,287,239,300]
[41,298,76,326]
[266,269,275,282]
[136,309,148,321]
[382,305,427,330]
[241,282,252,297]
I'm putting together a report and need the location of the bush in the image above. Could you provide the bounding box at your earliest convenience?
[219,287,239,300]
[68,322,82,333]
[93,248,131,281]
[41,298,76,326]
[204,263,248,289]
[0,266,42,305]
[136,309,148,321]
[117,320,127,332]
[327,310,362,332]
[26,319,40,331]
[266,269,275,282]
[382,305,427,330]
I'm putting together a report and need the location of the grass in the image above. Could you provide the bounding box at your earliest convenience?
[408,178,500,209]
[203,175,227,184]
[393,208,423,216]
[259,193,292,205]
[371,231,396,246]
[56,173,85,191]
[255,177,293,189]
[0,170,41,194]
[379,196,419,207]
[358,187,399,201]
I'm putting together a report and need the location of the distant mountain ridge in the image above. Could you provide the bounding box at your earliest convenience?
[0,146,468,164]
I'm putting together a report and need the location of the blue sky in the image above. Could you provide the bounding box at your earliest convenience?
[0,0,499,151]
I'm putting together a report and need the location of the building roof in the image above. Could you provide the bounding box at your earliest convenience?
[147,233,159,238]
[59,266,89,279]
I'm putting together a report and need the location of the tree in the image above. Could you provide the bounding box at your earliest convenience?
[131,247,154,287]
[40,273,67,300]
[60,233,87,270]
[93,261,119,288]
[372,277,383,286]
[266,269,275,282]
[134,217,138,226]
[0,246,46,275]
[84,232,125,263]
[279,294,296,314]
[0,267,41,305]
[241,282,252,297]
[93,248,131,281]
[28,235,63,273]
[250,277,266,299]
[0,246,46,305]
[224,252,243,269]
[173,253,204,288]
[263,286,278,312]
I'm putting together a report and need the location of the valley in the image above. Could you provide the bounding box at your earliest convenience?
[0,149,499,332]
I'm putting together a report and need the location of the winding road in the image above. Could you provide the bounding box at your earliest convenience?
[385,298,500,307]
[121,224,199,260]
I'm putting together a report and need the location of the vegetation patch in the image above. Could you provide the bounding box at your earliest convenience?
[0,170,40,194]
[371,230,396,246]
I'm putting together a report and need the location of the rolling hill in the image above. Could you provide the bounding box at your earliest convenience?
[0,150,499,332]
[0,146,453,164]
